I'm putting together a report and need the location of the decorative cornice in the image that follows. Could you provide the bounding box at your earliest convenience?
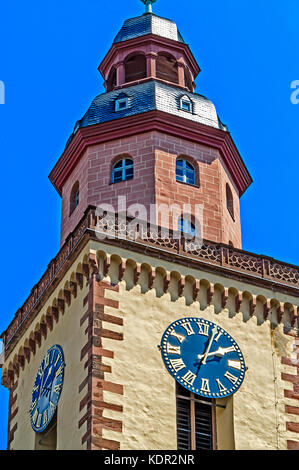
[1,206,299,361]
[49,110,252,197]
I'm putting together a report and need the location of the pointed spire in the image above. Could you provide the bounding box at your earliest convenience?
[141,0,157,14]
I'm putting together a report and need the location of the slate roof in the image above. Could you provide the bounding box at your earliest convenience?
[113,13,185,44]
[67,81,227,148]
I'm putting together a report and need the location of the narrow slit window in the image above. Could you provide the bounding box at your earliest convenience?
[69,182,80,216]
[226,183,234,220]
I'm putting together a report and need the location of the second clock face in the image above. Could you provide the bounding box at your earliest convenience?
[160,317,246,398]
[30,345,65,433]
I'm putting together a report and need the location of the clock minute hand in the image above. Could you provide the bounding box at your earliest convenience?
[201,326,218,364]
[197,346,235,360]
[41,366,53,394]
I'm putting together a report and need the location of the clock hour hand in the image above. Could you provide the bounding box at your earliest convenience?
[197,346,235,360]
[41,366,53,395]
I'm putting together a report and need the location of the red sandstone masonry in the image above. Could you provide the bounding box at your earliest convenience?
[79,274,123,450]
[154,132,241,247]
[60,130,242,249]
[281,336,299,449]
[7,380,18,450]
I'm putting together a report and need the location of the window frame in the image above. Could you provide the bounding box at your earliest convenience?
[69,181,80,216]
[176,159,196,186]
[115,97,129,112]
[226,183,235,221]
[176,384,217,451]
[180,95,192,113]
[111,158,134,184]
[178,216,197,238]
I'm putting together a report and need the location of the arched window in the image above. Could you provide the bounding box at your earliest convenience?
[112,158,134,183]
[107,67,117,92]
[156,53,179,84]
[124,54,146,83]
[176,159,196,186]
[70,181,79,216]
[226,184,234,219]
[178,216,197,237]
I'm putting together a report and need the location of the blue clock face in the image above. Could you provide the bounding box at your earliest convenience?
[160,318,246,398]
[30,345,65,433]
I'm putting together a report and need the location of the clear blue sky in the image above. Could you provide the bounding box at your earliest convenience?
[0,0,298,450]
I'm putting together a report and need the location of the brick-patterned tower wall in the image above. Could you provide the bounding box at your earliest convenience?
[219,156,242,248]
[153,131,242,247]
[61,149,89,246]
[60,133,156,246]
[60,130,242,248]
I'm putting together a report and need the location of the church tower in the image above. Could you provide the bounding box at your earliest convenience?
[50,2,252,249]
[1,2,299,451]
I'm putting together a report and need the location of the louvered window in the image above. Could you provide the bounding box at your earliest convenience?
[176,383,216,450]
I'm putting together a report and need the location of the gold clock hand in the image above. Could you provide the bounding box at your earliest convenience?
[198,346,235,360]
[201,326,218,364]
[41,366,53,393]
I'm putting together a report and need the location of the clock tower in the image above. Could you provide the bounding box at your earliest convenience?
[1,1,299,451]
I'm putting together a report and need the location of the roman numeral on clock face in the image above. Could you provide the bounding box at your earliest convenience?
[167,343,181,355]
[36,412,42,428]
[44,352,50,368]
[170,330,185,343]
[55,364,64,378]
[224,371,239,384]
[43,409,49,427]
[216,379,228,393]
[31,398,38,411]
[181,370,196,386]
[181,322,195,336]
[32,408,39,425]
[53,383,62,394]
[196,322,209,336]
[227,360,241,370]
[214,330,223,343]
[170,358,186,373]
[50,401,56,414]
[200,378,210,393]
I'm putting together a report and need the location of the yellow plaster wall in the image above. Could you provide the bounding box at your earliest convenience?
[90,242,296,451]
[3,241,298,450]
[4,252,90,450]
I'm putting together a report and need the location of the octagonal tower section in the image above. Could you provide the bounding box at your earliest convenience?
[49,13,252,249]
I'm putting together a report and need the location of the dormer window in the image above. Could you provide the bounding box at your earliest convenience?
[180,95,192,113]
[115,95,129,111]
